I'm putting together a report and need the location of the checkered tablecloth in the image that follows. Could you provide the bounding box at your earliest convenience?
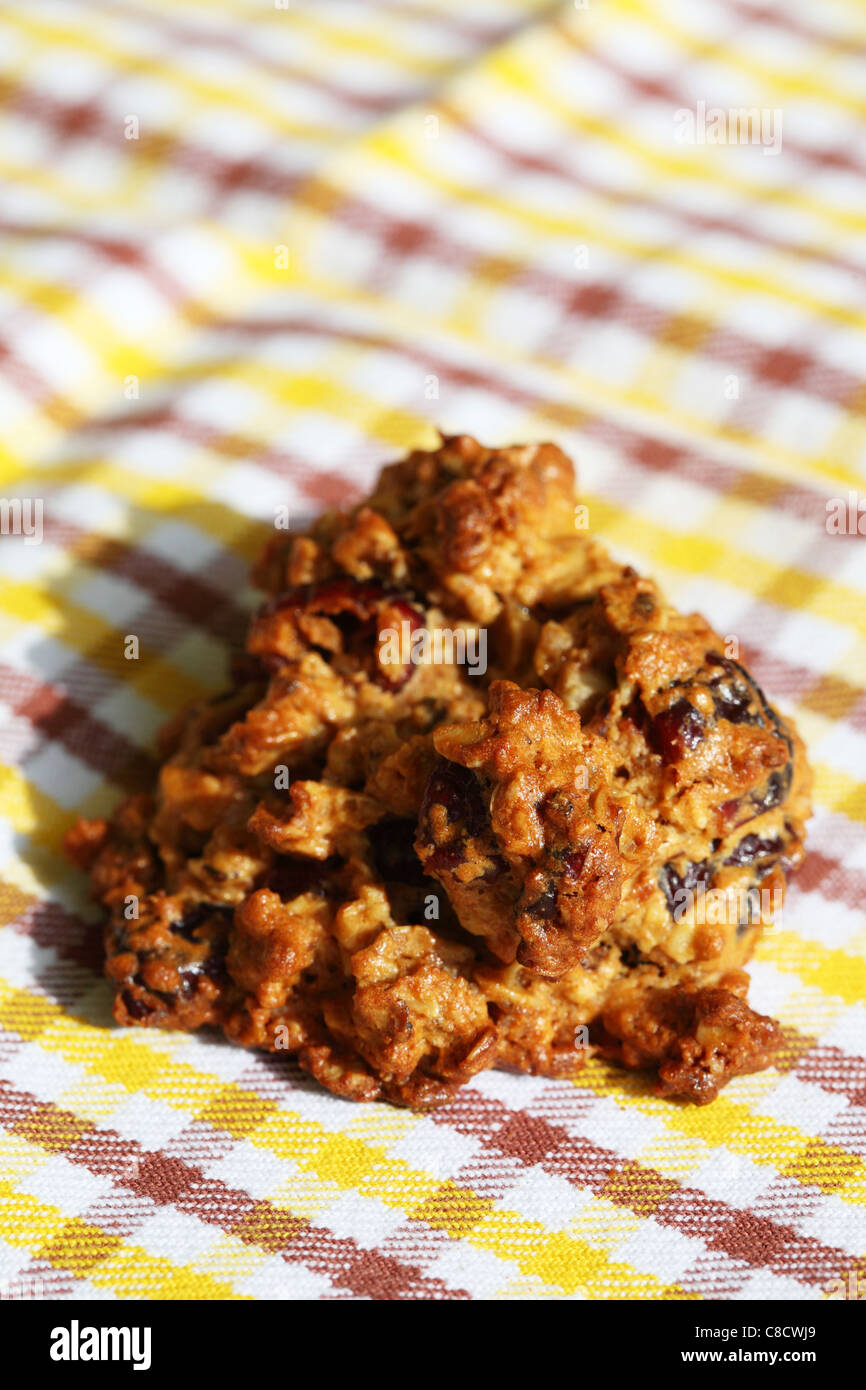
[0,0,865,1302]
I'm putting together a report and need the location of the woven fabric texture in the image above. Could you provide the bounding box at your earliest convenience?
[0,0,865,1300]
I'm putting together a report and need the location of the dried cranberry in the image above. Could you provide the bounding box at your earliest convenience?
[751,766,791,814]
[736,887,764,933]
[563,846,589,877]
[724,833,784,868]
[121,989,153,1021]
[420,761,486,837]
[423,843,465,875]
[658,864,680,914]
[716,763,792,829]
[659,858,713,915]
[712,686,756,725]
[525,882,559,921]
[198,952,228,985]
[177,968,199,995]
[419,761,507,881]
[261,580,426,690]
[177,944,228,993]
[705,655,771,727]
[170,903,234,940]
[652,698,706,760]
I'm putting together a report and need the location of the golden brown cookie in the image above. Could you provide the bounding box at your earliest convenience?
[66,434,810,1108]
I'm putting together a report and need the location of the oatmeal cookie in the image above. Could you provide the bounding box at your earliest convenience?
[66,434,810,1108]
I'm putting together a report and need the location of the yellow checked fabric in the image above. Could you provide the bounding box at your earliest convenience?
[0,0,865,1301]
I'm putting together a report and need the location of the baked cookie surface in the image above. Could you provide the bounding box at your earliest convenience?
[66,435,811,1108]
